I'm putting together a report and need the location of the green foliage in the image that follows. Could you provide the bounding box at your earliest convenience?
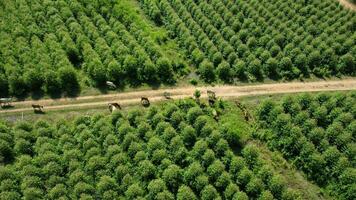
[198,59,215,83]
[157,57,175,84]
[0,99,306,199]
[58,67,80,96]
[193,90,201,100]
[256,92,356,199]
[0,0,354,96]
[155,0,355,83]
[0,0,189,97]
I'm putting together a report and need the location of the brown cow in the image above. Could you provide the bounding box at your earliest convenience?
[141,97,150,107]
[108,103,122,113]
[32,104,44,113]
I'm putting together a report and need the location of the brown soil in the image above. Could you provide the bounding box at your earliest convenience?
[338,0,356,11]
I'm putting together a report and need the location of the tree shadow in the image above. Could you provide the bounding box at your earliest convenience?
[64,86,81,98]
[235,73,249,83]
[149,82,161,90]
[97,85,109,94]
[268,74,281,81]
[161,78,177,88]
[31,90,45,100]
[33,110,46,115]
[13,92,30,101]
[67,50,82,68]
[48,90,62,99]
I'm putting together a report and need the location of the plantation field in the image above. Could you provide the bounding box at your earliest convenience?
[0,0,189,98]
[255,92,356,199]
[0,98,334,200]
[0,0,355,98]
[150,0,355,82]
[0,0,355,199]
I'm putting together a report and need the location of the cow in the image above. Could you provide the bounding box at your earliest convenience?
[32,104,44,113]
[106,81,117,89]
[0,98,12,108]
[108,103,122,113]
[141,97,150,107]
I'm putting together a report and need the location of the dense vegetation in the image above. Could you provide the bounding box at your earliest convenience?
[256,92,356,199]
[145,0,355,82]
[0,0,187,97]
[0,99,309,199]
[1,0,355,97]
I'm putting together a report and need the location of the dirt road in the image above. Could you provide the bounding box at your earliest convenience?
[1,79,356,114]
[339,0,356,10]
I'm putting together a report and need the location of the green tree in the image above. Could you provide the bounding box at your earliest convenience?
[47,184,67,199]
[157,57,174,83]
[107,59,125,86]
[97,176,118,196]
[258,190,274,200]
[248,59,262,80]
[58,67,79,96]
[264,58,279,79]
[207,160,225,181]
[147,179,167,198]
[0,74,8,96]
[141,60,158,83]
[0,140,13,163]
[224,183,239,199]
[242,145,260,169]
[268,175,285,198]
[23,69,44,92]
[125,183,144,199]
[138,160,156,180]
[162,164,182,191]
[177,185,197,200]
[44,70,61,96]
[338,53,354,75]
[215,171,231,189]
[22,187,43,200]
[156,190,174,200]
[187,107,203,124]
[233,191,248,200]
[184,162,204,185]
[201,185,221,200]
[8,75,27,97]
[234,60,247,79]
[182,125,197,147]
[202,149,215,167]
[237,168,253,187]
[123,55,138,84]
[338,168,356,200]
[198,59,215,83]
[194,174,209,192]
[217,61,233,82]
[294,53,308,75]
[281,188,302,200]
[191,49,204,65]
[246,177,264,197]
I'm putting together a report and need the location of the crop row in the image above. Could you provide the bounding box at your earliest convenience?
[152,0,355,82]
[256,92,356,199]
[0,0,180,97]
[0,99,304,199]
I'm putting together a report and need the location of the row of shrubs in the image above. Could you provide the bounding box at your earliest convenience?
[256,92,356,199]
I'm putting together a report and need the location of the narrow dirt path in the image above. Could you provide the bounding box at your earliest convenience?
[1,79,356,114]
[338,0,356,10]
